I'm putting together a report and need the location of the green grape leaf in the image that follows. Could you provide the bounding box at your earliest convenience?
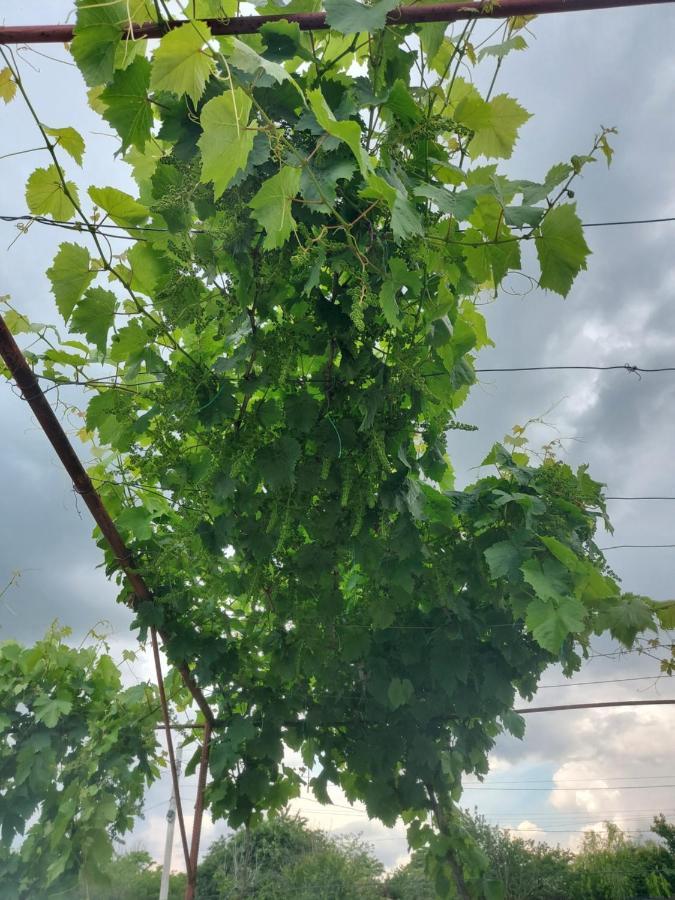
[383,80,422,126]
[535,203,590,297]
[199,89,256,199]
[226,37,296,87]
[651,600,675,631]
[70,287,117,352]
[500,709,525,739]
[127,242,168,296]
[88,186,149,227]
[43,126,85,166]
[100,57,153,151]
[33,695,73,728]
[47,243,95,321]
[387,677,414,710]
[149,22,216,104]
[325,0,399,35]
[484,541,522,580]
[117,505,154,541]
[526,596,586,654]
[192,0,237,14]
[249,166,302,249]
[256,435,301,488]
[521,557,570,602]
[25,166,79,220]
[596,594,657,647]
[456,93,530,159]
[71,0,129,87]
[0,67,16,104]
[477,36,527,61]
[308,89,372,178]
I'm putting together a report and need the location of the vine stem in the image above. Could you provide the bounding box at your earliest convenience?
[425,784,471,900]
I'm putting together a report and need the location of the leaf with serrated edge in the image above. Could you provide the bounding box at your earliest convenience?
[26,166,79,220]
[47,243,95,322]
[149,22,215,105]
[199,89,256,199]
[44,126,85,166]
[249,166,301,249]
[88,186,149,227]
[535,203,590,297]
[325,0,399,35]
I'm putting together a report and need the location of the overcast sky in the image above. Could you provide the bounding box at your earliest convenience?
[1,0,674,875]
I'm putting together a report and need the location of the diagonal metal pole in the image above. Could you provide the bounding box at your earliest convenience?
[0,0,673,44]
[0,313,215,880]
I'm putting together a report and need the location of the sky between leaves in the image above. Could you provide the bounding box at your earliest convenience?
[0,0,674,873]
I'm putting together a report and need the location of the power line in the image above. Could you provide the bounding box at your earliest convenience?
[1,0,674,45]
[515,699,675,714]
[538,675,666,689]
[600,543,675,550]
[606,496,675,501]
[475,364,675,374]
[2,213,675,244]
[461,784,675,792]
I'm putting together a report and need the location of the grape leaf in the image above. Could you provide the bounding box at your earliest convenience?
[226,37,295,86]
[521,557,570,601]
[71,0,129,87]
[596,594,657,647]
[43,126,85,166]
[70,287,117,352]
[535,203,590,297]
[484,541,521,580]
[387,677,414,710]
[199,89,256,199]
[325,0,399,35]
[100,57,153,151]
[456,93,530,159]
[88,186,149,227]
[308,89,372,178]
[256,435,301,488]
[33,695,73,728]
[149,22,215,105]
[249,166,302,249]
[47,243,95,321]
[526,596,586,654]
[0,67,17,104]
[651,600,675,630]
[25,166,79,220]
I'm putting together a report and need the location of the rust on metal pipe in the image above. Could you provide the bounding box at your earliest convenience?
[0,0,673,44]
[0,313,214,726]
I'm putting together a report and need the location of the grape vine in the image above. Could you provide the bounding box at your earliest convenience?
[1,3,673,897]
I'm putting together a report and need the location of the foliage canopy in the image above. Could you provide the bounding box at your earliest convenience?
[1,2,673,895]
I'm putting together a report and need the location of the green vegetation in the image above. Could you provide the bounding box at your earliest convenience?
[0,2,673,896]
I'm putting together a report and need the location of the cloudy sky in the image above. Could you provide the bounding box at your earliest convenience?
[1,0,674,875]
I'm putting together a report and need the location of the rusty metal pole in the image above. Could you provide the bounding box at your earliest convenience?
[0,0,673,44]
[185,720,212,900]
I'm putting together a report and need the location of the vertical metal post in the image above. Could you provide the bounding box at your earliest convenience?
[159,745,183,900]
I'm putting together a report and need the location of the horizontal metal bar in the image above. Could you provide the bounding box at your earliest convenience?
[1,0,673,44]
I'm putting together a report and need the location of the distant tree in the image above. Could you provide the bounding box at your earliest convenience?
[90,849,187,899]
[196,812,383,899]
[568,821,674,900]
[0,627,162,897]
[385,812,675,900]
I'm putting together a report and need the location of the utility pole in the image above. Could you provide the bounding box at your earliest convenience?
[159,745,183,900]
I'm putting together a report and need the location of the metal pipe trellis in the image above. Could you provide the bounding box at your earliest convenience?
[0,0,674,44]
